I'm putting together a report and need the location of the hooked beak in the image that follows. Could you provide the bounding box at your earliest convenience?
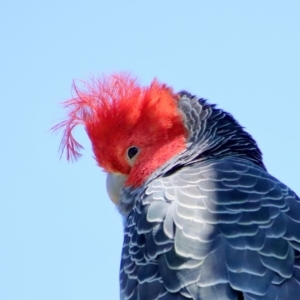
[106,173,127,205]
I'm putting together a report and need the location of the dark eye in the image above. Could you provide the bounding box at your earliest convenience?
[127,146,139,160]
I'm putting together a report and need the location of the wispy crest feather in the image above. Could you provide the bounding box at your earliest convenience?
[52,72,141,161]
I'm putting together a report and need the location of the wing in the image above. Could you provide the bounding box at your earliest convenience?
[120,157,300,300]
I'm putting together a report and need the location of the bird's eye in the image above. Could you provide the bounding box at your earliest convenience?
[127,146,139,160]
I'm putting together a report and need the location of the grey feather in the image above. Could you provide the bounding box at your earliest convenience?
[120,157,300,299]
[118,94,300,299]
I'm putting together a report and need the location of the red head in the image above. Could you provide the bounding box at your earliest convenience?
[53,73,188,187]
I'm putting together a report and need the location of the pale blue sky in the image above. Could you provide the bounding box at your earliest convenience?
[1,1,299,299]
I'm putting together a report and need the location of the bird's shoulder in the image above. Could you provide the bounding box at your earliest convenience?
[133,157,300,298]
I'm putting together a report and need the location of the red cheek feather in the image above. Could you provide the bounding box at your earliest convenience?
[126,136,187,187]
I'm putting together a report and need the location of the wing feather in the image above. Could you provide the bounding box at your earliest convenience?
[120,157,300,299]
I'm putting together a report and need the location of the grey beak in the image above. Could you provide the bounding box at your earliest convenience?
[106,173,127,205]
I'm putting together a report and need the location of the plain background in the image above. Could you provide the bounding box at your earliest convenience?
[1,1,299,299]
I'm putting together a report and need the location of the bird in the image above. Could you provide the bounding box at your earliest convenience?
[54,73,300,299]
